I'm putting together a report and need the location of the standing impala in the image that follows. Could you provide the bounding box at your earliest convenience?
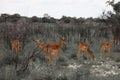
[47,38,66,62]
[100,37,114,58]
[11,39,22,69]
[11,39,22,55]
[77,42,94,60]
[34,38,66,63]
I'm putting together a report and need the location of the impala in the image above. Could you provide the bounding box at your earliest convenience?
[34,38,66,63]
[77,42,94,60]
[100,37,114,58]
[11,39,22,54]
[47,38,66,62]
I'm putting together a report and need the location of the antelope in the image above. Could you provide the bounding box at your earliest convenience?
[77,42,94,60]
[11,39,22,55]
[34,38,66,63]
[11,39,22,69]
[47,38,66,62]
[100,37,114,58]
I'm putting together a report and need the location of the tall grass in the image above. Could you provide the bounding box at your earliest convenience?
[0,20,117,80]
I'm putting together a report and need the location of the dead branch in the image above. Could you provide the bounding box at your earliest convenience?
[18,47,39,72]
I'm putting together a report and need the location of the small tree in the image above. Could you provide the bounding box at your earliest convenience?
[105,0,120,45]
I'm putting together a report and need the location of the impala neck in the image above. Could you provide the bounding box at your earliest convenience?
[58,40,63,47]
[109,38,113,45]
[35,41,42,48]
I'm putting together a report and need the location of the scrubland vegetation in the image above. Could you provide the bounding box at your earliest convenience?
[0,1,120,80]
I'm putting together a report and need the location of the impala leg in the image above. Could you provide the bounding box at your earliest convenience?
[12,46,14,51]
[85,50,90,60]
[86,50,94,60]
[47,49,51,62]
[51,53,56,64]
[100,48,104,59]
[15,49,19,69]
[46,48,52,62]
[83,54,87,60]
[17,46,19,54]
[45,55,50,62]
[53,56,56,63]
[107,48,110,58]
[57,50,61,56]
[19,44,22,52]
[11,45,15,53]
[15,48,17,55]
[77,49,82,57]
[83,52,88,60]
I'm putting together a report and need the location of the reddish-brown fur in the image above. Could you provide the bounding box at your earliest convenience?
[11,39,22,54]
[34,38,66,62]
[77,42,94,60]
[34,39,49,54]
[100,37,114,58]
[47,38,66,62]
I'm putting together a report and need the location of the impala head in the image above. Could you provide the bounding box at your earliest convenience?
[60,37,67,45]
[109,37,114,44]
[33,39,41,44]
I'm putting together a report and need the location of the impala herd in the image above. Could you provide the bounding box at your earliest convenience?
[11,37,114,63]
